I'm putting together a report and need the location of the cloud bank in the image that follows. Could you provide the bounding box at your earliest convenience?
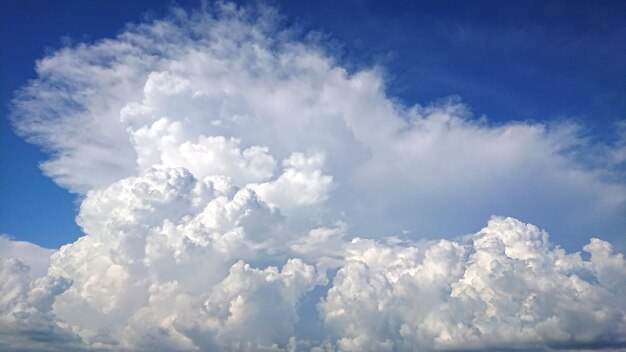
[4,3,626,351]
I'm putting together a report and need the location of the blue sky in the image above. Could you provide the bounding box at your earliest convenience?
[1,0,625,249]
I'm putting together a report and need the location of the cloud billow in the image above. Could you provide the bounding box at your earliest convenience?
[3,2,626,351]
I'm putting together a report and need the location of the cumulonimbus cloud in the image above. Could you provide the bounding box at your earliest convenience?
[3,2,626,351]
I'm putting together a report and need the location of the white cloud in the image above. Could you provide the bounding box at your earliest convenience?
[2,167,626,350]
[4,2,626,350]
[320,217,626,351]
[250,152,335,212]
[0,239,82,351]
[11,2,625,247]
[0,236,54,278]
[204,259,326,349]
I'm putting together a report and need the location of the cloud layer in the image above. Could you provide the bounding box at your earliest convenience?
[1,168,625,350]
[4,3,626,351]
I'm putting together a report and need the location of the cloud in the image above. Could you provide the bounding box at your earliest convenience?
[0,236,55,277]
[0,238,84,351]
[249,152,335,212]
[320,217,626,351]
[10,2,626,248]
[2,168,625,351]
[4,2,626,351]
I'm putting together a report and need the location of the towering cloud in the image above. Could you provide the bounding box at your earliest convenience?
[3,2,626,351]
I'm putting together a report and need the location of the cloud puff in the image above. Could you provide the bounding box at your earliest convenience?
[249,152,335,212]
[11,2,626,247]
[0,236,55,278]
[4,2,626,351]
[320,217,626,351]
[0,238,82,351]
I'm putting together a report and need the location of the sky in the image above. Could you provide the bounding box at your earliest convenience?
[0,1,625,351]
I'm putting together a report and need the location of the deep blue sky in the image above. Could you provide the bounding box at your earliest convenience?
[1,0,625,249]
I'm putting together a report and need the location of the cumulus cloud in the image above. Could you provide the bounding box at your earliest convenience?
[11,2,626,246]
[2,175,625,350]
[0,236,54,277]
[250,152,335,213]
[320,217,626,351]
[4,2,626,351]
